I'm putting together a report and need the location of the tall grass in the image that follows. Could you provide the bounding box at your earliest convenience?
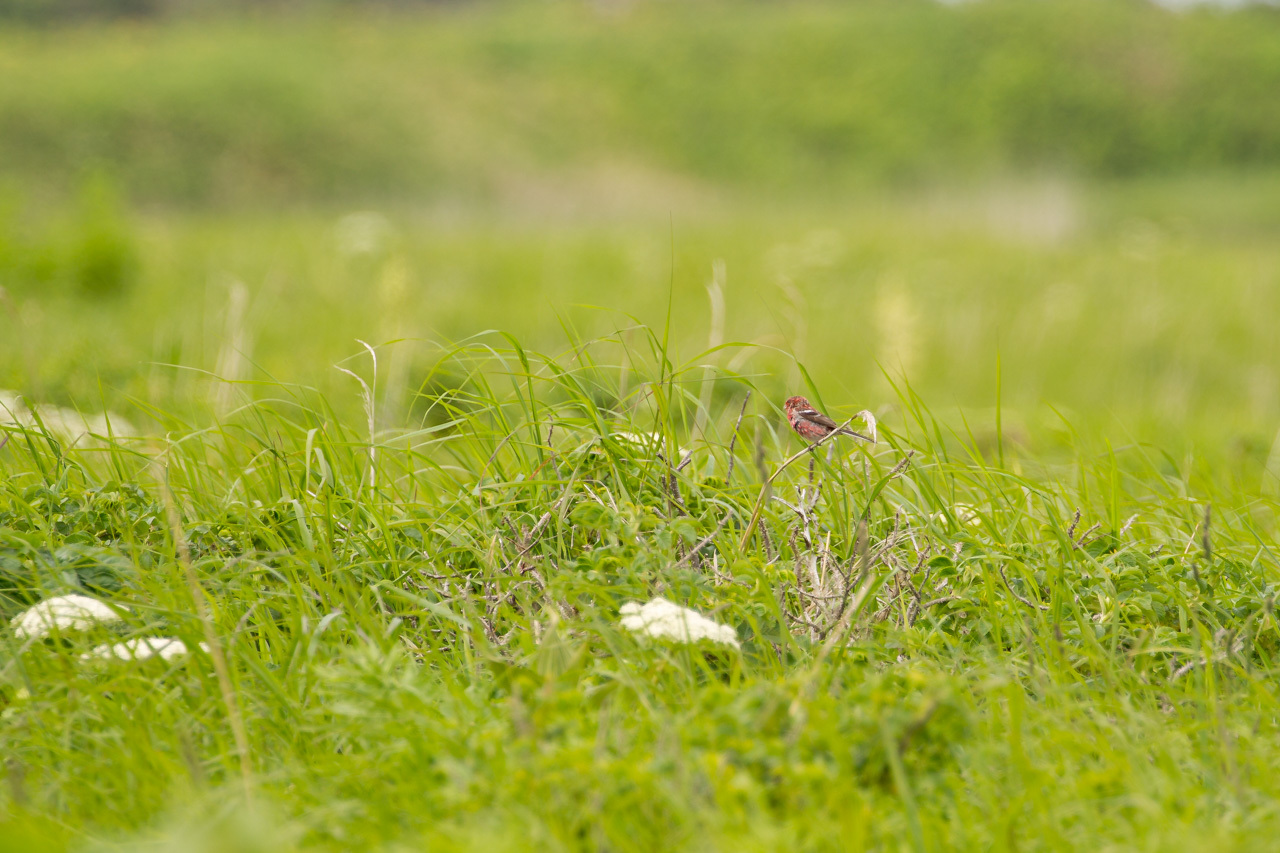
[7,180,1280,454]
[4,4,1280,846]
[3,325,1279,849]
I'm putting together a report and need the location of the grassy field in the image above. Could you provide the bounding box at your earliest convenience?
[5,3,1280,851]
[4,307,1280,850]
[7,175,1280,453]
[4,186,1280,849]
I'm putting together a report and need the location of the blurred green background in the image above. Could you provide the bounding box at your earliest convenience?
[2,0,1280,454]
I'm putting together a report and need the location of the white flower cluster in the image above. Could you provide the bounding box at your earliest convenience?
[619,597,739,649]
[10,594,123,639]
[9,594,202,663]
[83,637,206,663]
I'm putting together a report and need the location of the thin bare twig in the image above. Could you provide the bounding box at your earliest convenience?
[500,509,557,574]
[1073,522,1101,550]
[1066,508,1081,541]
[999,566,1049,611]
[820,519,869,640]
[725,392,751,484]
[784,611,828,634]
[863,452,916,530]
[759,521,775,561]
[790,586,852,603]
[881,451,916,483]
[673,513,734,569]
[738,416,861,549]
[901,546,934,626]
[665,465,686,515]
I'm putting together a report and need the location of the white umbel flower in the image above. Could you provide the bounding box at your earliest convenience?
[619,598,739,649]
[82,637,206,662]
[11,594,123,639]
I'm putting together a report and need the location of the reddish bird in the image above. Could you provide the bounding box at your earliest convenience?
[784,396,873,444]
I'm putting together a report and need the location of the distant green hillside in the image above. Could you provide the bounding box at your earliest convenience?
[3,0,1280,206]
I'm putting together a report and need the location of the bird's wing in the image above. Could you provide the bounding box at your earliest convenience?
[802,409,841,430]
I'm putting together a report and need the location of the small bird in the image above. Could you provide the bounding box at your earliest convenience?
[784,396,873,443]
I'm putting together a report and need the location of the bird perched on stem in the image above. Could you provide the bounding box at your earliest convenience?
[784,396,874,444]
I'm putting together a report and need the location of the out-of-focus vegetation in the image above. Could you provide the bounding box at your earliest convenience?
[5,3,1280,851]
[0,1,1278,450]
[3,1,1280,206]
[6,180,1280,459]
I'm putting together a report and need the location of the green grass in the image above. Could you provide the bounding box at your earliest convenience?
[6,175,1280,452]
[6,2,1280,848]
[2,320,1280,850]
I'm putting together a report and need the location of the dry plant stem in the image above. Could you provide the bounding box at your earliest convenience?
[1073,523,1101,549]
[759,522,775,561]
[879,451,916,488]
[855,450,915,524]
[155,454,254,808]
[673,512,733,569]
[816,553,875,653]
[786,524,875,739]
[1170,658,1202,681]
[665,462,686,515]
[738,416,859,549]
[500,506,558,574]
[1000,565,1049,611]
[1168,622,1246,682]
[817,520,869,642]
[1119,514,1138,537]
